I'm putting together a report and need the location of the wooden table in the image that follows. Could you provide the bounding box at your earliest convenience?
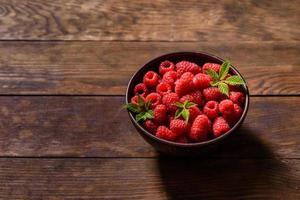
[0,0,299,199]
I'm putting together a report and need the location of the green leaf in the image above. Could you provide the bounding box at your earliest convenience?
[181,109,190,122]
[135,112,145,122]
[206,68,219,82]
[135,110,153,122]
[123,103,139,113]
[186,102,196,108]
[175,109,183,119]
[145,100,152,110]
[175,102,184,108]
[224,75,245,85]
[137,95,145,107]
[219,60,230,80]
[144,110,154,119]
[218,83,229,96]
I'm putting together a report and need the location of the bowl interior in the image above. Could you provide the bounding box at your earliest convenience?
[126,52,249,147]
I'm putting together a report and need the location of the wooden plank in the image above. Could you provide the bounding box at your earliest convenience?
[0,96,299,158]
[0,158,299,199]
[0,41,299,95]
[0,0,299,41]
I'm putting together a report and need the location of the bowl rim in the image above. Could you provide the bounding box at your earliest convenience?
[126,51,250,148]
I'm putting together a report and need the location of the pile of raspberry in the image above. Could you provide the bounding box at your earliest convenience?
[131,60,245,143]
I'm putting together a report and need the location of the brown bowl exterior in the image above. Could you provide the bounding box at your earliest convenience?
[126,52,249,156]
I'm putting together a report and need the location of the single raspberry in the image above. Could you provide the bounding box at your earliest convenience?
[162,71,177,88]
[189,114,211,142]
[153,104,167,124]
[189,91,203,105]
[203,87,224,101]
[176,61,201,77]
[131,95,145,105]
[159,60,175,75]
[203,101,219,120]
[176,136,189,143]
[162,92,179,113]
[213,117,230,137]
[229,91,245,106]
[143,71,160,88]
[175,72,194,96]
[188,106,202,123]
[134,83,148,97]
[179,94,194,104]
[156,126,177,141]
[170,119,189,136]
[224,104,243,126]
[219,99,234,116]
[193,73,212,90]
[202,63,221,73]
[145,92,161,108]
[156,82,172,96]
[143,120,157,134]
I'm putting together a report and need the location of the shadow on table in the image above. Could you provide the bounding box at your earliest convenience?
[157,127,288,199]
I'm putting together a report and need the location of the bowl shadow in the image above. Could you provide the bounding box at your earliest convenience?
[157,127,290,199]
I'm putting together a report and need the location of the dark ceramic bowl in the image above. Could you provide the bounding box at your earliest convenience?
[126,52,249,156]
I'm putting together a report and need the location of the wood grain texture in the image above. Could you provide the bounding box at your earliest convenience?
[0,158,299,199]
[0,96,299,158]
[0,0,299,41]
[0,41,299,95]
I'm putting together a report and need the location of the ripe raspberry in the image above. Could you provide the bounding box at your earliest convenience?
[143,71,160,88]
[145,92,161,108]
[176,61,201,77]
[189,91,203,105]
[131,95,145,105]
[193,73,212,90]
[203,101,219,120]
[156,126,177,141]
[162,71,177,88]
[219,99,234,116]
[156,82,172,96]
[175,72,194,96]
[179,94,194,104]
[143,120,157,134]
[159,60,175,75]
[229,91,245,106]
[203,87,224,101]
[153,104,167,124]
[134,83,148,97]
[189,114,211,142]
[202,63,221,73]
[213,117,230,137]
[170,119,189,136]
[224,104,243,126]
[162,93,179,113]
[176,136,189,143]
[188,106,202,122]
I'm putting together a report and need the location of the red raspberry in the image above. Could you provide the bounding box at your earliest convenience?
[145,92,161,108]
[153,104,167,124]
[213,117,230,137]
[189,114,211,142]
[203,87,224,101]
[170,119,189,136]
[189,91,203,105]
[188,106,202,123]
[224,104,243,126]
[219,99,234,116]
[131,95,145,105]
[176,136,189,143]
[156,82,172,96]
[156,126,177,141]
[143,71,160,88]
[229,91,245,106]
[175,72,194,96]
[180,94,194,104]
[143,120,157,134]
[162,71,177,88]
[134,83,148,97]
[159,60,175,75]
[176,61,201,77]
[203,101,219,120]
[193,73,212,90]
[202,63,221,73]
[162,93,179,113]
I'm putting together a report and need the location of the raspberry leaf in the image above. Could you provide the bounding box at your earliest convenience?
[137,95,145,107]
[219,60,230,80]
[175,102,184,108]
[218,82,229,96]
[224,75,245,85]
[123,103,139,113]
[135,110,153,122]
[181,109,189,122]
[206,68,219,83]
[175,109,183,119]
[186,101,196,108]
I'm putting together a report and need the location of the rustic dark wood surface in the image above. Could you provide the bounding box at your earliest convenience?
[0,0,299,199]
